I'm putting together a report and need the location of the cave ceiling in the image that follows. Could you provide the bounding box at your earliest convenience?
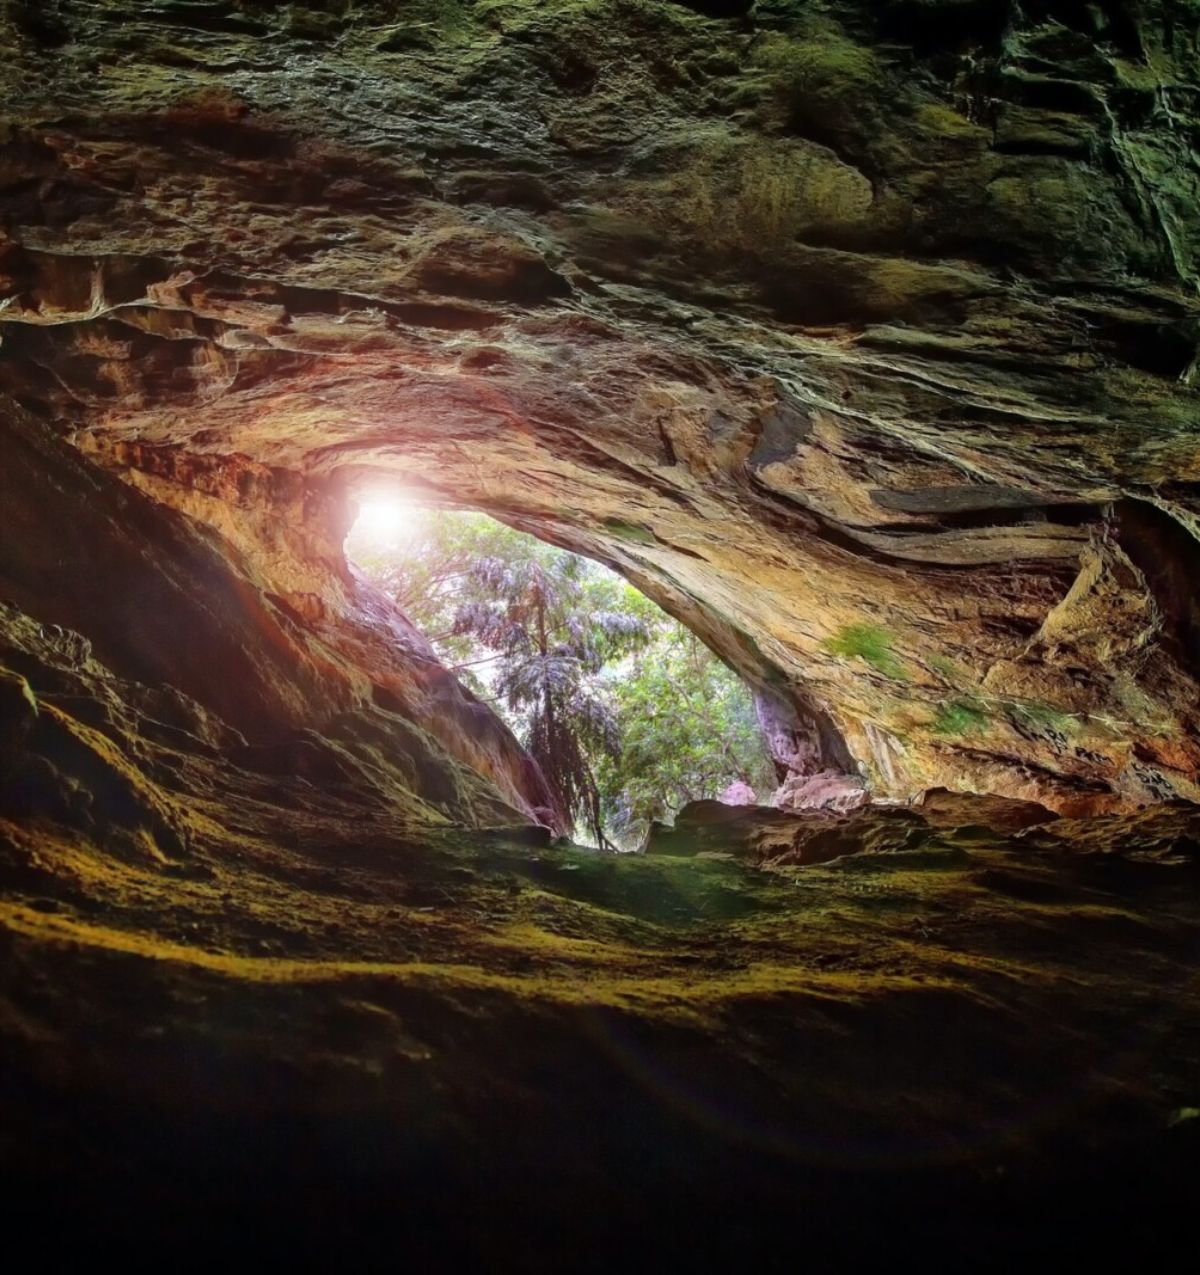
[2,0,1200,811]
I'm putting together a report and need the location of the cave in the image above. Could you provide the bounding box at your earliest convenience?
[2,0,1200,1266]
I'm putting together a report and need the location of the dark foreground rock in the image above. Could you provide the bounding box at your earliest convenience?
[3,640,1200,1264]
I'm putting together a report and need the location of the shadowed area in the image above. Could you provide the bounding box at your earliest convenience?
[6,751,1200,1263]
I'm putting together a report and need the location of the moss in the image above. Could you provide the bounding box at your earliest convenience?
[1006,699,1077,736]
[927,654,968,686]
[603,518,656,545]
[1112,676,1176,735]
[931,699,990,736]
[756,33,881,126]
[10,779,1200,1226]
[374,0,478,49]
[823,623,908,680]
[912,102,988,142]
[659,140,872,257]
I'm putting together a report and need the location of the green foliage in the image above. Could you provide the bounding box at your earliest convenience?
[349,510,774,849]
[931,699,990,737]
[823,622,908,680]
[450,542,653,848]
[347,510,523,696]
[595,627,776,848]
[1006,699,1076,736]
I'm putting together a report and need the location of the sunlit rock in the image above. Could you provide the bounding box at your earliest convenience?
[718,778,757,806]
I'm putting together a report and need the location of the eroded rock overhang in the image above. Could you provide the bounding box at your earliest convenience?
[2,0,1199,813]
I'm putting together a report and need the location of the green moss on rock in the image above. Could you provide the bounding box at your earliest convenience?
[824,623,908,680]
[931,698,990,736]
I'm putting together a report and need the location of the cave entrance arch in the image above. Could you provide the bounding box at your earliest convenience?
[341,485,806,846]
[335,466,864,813]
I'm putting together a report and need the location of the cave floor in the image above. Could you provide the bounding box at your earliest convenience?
[4,791,1200,1266]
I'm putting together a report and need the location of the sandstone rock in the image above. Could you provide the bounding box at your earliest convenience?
[0,0,1195,812]
[718,779,756,806]
[772,768,868,812]
[917,786,1059,833]
[647,796,929,864]
[2,5,1200,1259]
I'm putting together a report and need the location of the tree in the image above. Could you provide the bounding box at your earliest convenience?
[450,545,652,847]
[347,509,522,697]
[595,627,776,846]
[348,509,774,848]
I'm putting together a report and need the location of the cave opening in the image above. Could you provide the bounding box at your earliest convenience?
[344,490,776,849]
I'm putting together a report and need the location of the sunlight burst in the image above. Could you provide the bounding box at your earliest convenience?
[351,493,422,546]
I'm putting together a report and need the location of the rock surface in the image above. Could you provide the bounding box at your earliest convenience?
[3,686,1200,1261]
[646,786,1059,862]
[0,407,563,832]
[0,0,1197,809]
[3,4,1200,1261]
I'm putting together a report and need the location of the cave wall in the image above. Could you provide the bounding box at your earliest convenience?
[0,402,563,834]
[2,0,1199,812]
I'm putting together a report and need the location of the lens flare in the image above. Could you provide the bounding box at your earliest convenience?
[350,493,421,547]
